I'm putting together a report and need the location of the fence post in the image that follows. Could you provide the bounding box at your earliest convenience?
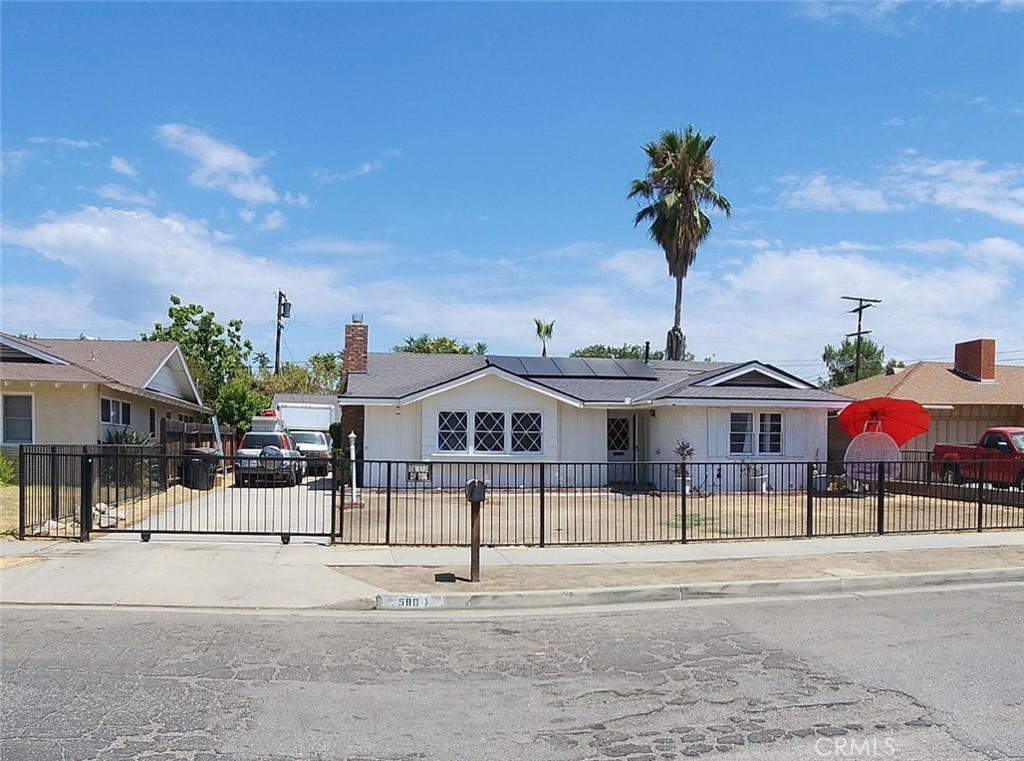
[876,461,886,535]
[681,464,688,544]
[385,461,393,546]
[79,455,93,542]
[18,445,26,540]
[539,463,546,548]
[976,460,985,533]
[329,450,339,544]
[805,462,815,538]
[49,445,59,523]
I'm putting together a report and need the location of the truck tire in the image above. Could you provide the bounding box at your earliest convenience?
[1016,471,1024,491]
[941,465,962,485]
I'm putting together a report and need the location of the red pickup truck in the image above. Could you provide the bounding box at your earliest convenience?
[932,427,1024,489]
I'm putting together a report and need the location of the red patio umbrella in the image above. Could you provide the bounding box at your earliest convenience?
[838,397,931,448]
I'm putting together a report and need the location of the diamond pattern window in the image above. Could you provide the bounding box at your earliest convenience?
[474,411,505,452]
[437,411,468,452]
[511,412,542,453]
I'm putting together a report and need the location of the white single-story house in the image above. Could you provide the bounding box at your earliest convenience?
[0,332,207,459]
[339,320,850,490]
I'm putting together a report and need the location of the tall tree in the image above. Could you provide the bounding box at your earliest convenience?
[393,334,488,355]
[143,295,253,406]
[629,126,731,360]
[820,337,904,389]
[571,343,666,360]
[569,343,704,361]
[534,318,555,357]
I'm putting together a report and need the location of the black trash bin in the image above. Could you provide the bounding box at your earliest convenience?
[182,447,219,490]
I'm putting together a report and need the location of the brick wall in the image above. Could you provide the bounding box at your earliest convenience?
[954,338,996,381]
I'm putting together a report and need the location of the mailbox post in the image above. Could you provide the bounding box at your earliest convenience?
[465,478,486,582]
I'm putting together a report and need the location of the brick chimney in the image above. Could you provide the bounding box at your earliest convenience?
[344,315,368,374]
[953,338,996,382]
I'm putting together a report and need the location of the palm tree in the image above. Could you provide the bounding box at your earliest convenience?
[628,126,730,360]
[534,318,555,357]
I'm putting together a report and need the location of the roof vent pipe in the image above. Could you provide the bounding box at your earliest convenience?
[644,341,650,364]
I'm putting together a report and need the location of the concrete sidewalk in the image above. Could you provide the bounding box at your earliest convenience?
[2,531,1023,612]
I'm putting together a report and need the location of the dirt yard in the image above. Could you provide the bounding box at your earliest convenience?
[337,486,1024,545]
[0,486,19,538]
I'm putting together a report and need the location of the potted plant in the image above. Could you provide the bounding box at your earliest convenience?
[673,438,695,494]
[741,461,768,493]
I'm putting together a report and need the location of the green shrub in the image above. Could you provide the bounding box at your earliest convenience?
[0,455,15,486]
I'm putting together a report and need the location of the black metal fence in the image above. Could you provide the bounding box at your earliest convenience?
[18,446,1024,544]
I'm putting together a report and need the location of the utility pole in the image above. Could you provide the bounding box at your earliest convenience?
[841,295,881,382]
[274,291,291,375]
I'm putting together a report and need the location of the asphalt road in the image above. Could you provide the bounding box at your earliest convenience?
[2,585,1022,761]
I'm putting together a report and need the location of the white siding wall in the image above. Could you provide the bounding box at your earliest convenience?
[419,375,560,462]
[364,405,420,461]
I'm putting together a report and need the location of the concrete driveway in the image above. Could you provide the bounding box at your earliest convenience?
[127,474,336,537]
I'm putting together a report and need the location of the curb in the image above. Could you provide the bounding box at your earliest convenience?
[375,566,1024,611]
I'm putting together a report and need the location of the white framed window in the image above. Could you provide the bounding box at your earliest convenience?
[474,411,505,452]
[437,411,468,451]
[101,398,131,427]
[730,411,783,456]
[149,408,158,438]
[511,412,543,453]
[437,410,543,455]
[2,394,34,444]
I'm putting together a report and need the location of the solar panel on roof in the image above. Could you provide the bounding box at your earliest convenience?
[519,356,557,376]
[553,357,596,376]
[580,358,625,377]
[488,355,658,379]
[615,359,659,379]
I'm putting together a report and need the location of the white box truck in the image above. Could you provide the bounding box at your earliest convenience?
[274,399,339,476]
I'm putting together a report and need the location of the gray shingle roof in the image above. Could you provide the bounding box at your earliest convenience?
[836,362,1024,405]
[1,333,208,412]
[7,336,179,388]
[342,354,848,407]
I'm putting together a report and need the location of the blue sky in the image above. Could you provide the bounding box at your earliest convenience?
[2,1,1022,382]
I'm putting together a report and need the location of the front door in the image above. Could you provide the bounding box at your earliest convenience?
[607,415,635,484]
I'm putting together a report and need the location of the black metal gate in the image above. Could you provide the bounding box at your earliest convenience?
[18,446,339,542]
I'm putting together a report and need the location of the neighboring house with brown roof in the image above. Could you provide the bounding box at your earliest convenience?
[339,319,849,490]
[833,338,1024,455]
[0,333,207,456]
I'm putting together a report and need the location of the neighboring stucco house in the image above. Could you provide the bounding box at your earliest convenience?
[339,320,849,489]
[0,333,207,457]
[833,338,1024,455]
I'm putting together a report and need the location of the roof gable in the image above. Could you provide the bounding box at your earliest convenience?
[0,334,204,407]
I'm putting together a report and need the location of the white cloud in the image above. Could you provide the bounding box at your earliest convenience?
[91,183,157,206]
[283,191,312,207]
[109,156,137,178]
[314,148,402,185]
[962,236,1024,264]
[893,157,1024,225]
[1,206,351,332]
[155,123,279,204]
[599,249,665,291]
[1,150,33,176]
[893,238,965,255]
[27,137,99,148]
[259,210,286,231]
[238,208,256,224]
[287,236,393,255]
[777,173,894,213]
[777,157,1024,225]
